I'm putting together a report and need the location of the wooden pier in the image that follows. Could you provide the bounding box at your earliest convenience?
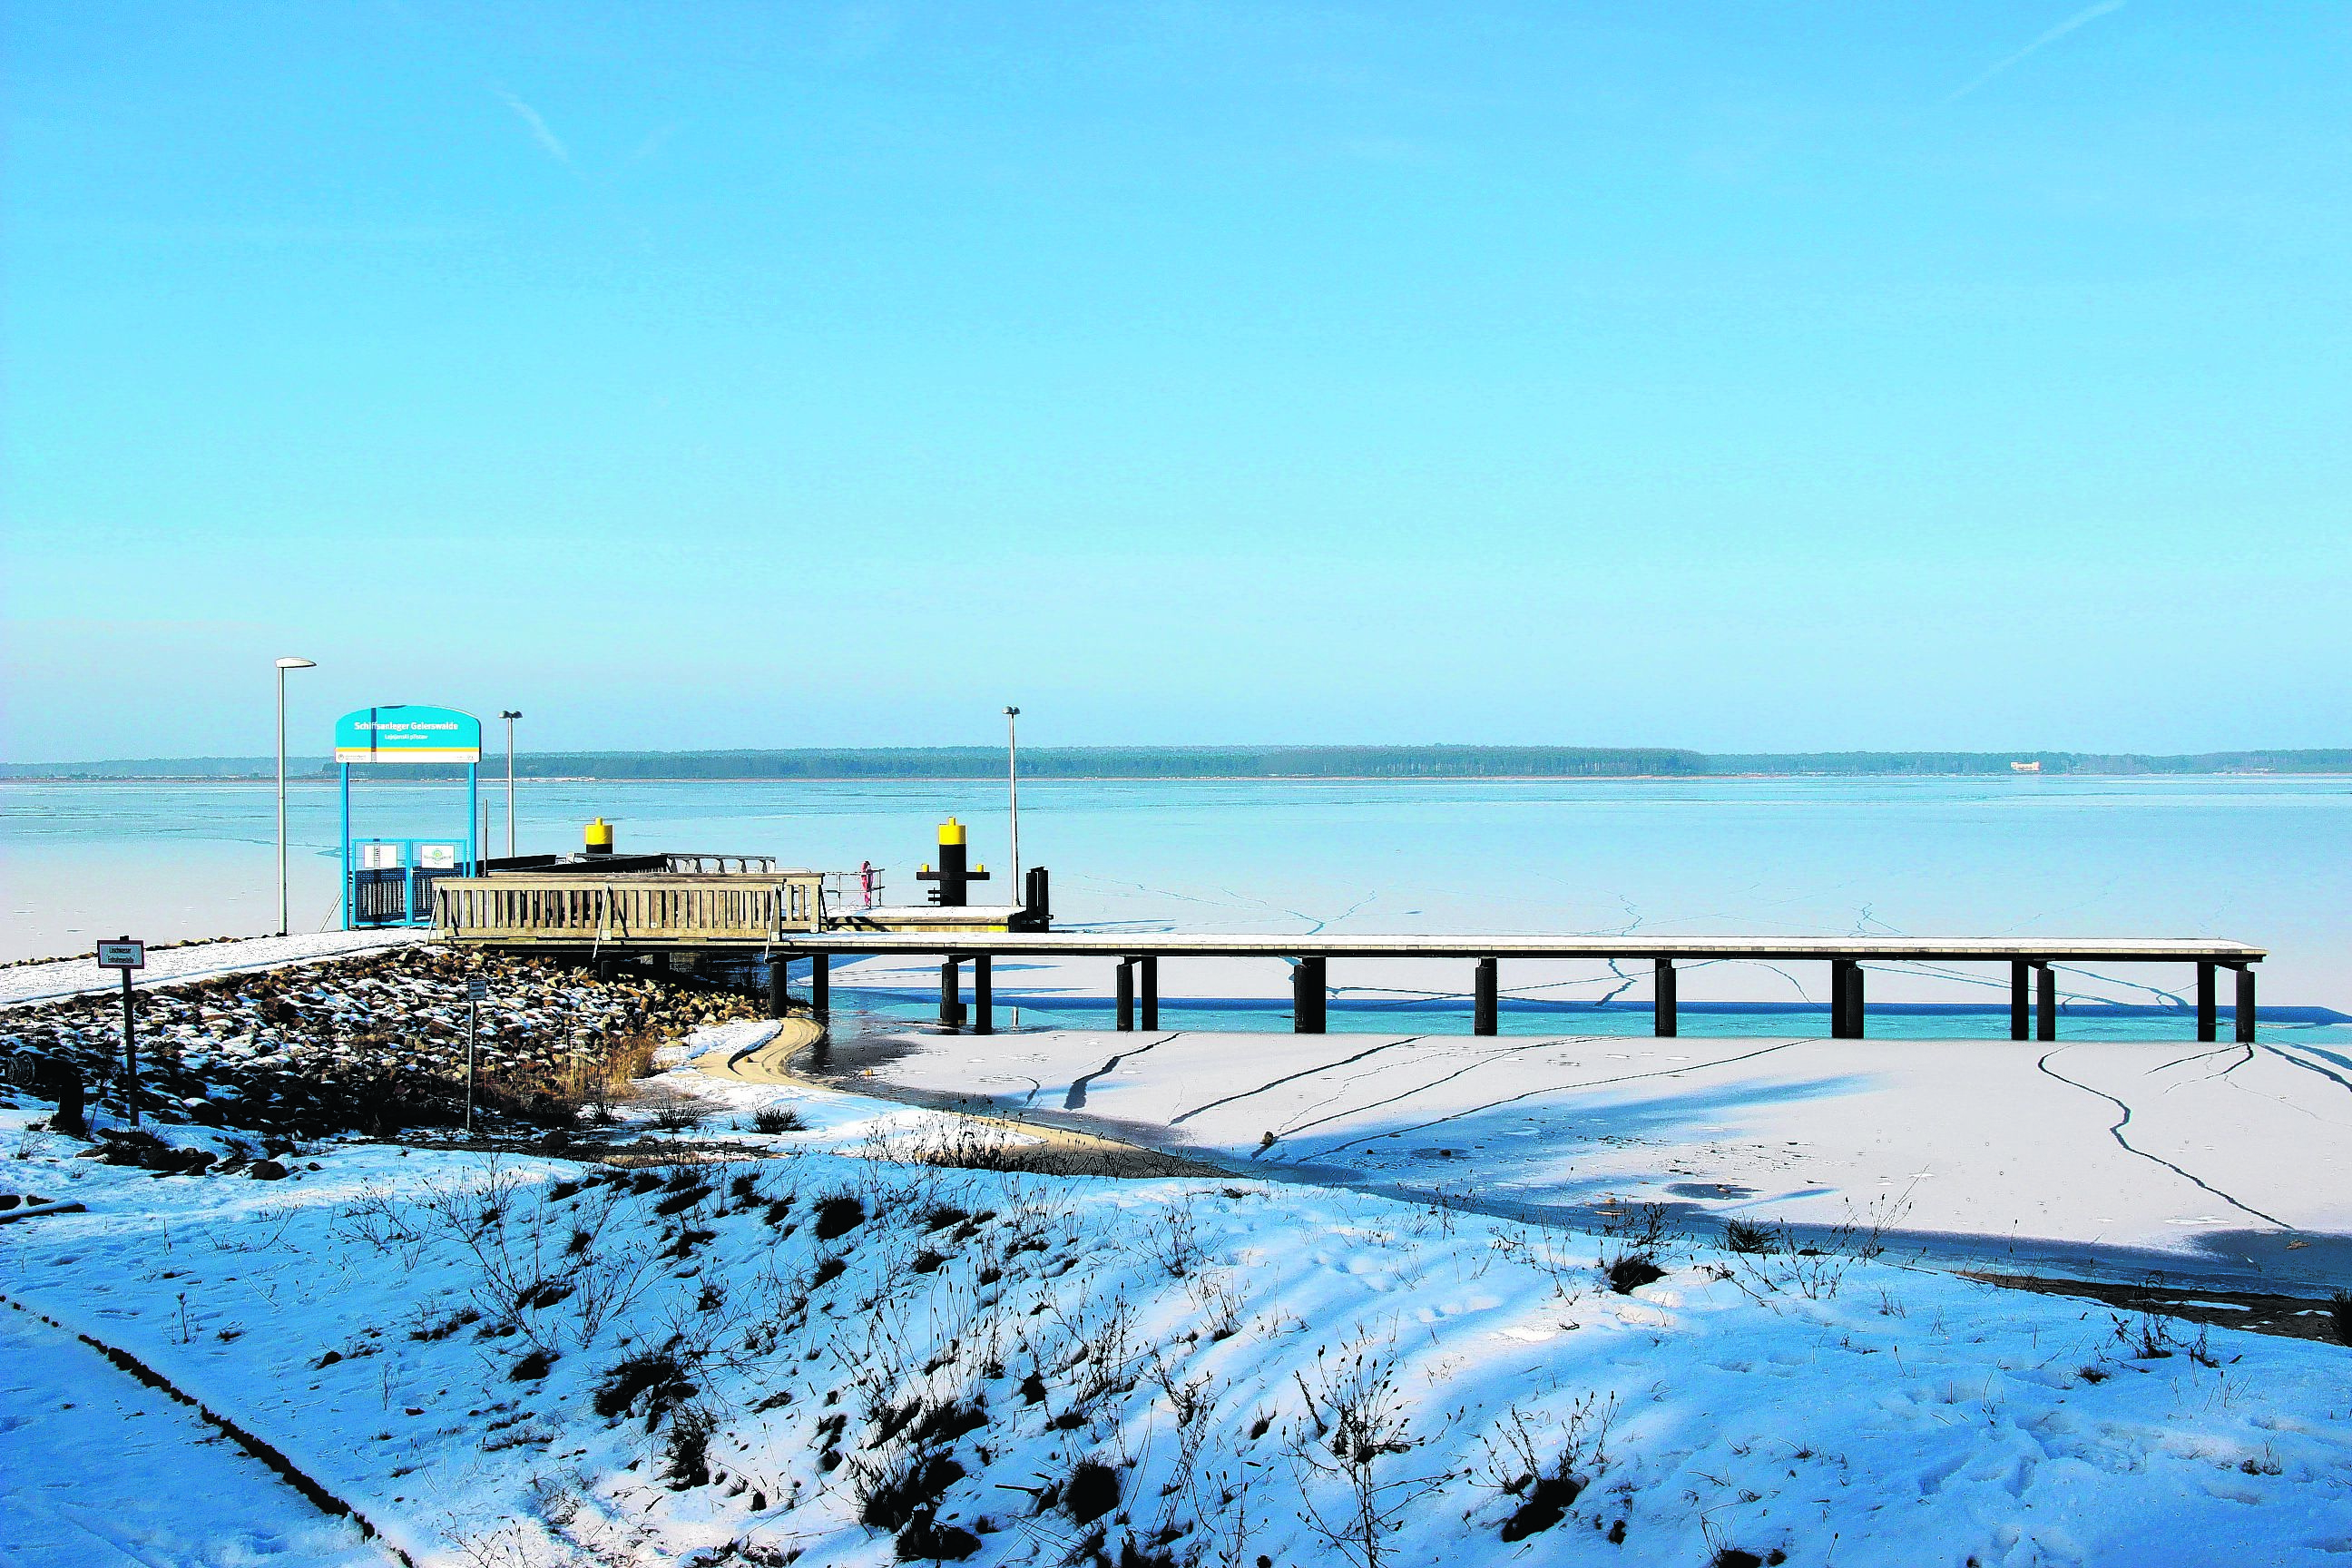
[757,933,2266,1044]
[434,874,2266,1044]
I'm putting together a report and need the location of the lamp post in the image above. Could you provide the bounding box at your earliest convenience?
[1004,706,1021,903]
[499,710,522,858]
[275,657,317,936]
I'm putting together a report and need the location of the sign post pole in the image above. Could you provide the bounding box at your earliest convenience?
[119,965,138,1128]
[466,974,487,1135]
[96,938,146,1128]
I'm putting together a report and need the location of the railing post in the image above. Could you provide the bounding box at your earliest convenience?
[1293,956,1327,1034]
[2010,961,2030,1042]
[1115,959,1135,1032]
[1653,957,1677,1038]
[2197,961,2217,1043]
[2235,965,2257,1044]
[975,955,993,1035]
[1473,957,1498,1036]
[2036,963,2057,1042]
[1139,956,1159,1030]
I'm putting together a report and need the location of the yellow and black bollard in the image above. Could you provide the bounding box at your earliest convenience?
[916,818,992,907]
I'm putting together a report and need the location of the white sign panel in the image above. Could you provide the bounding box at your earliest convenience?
[358,843,403,869]
[418,844,458,870]
[96,940,145,969]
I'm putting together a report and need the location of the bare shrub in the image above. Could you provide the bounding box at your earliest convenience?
[662,1404,718,1487]
[642,1085,705,1133]
[1479,1394,1617,1542]
[752,1105,805,1134]
[1605,1255,1665,1295]
[1137,1199,1204,1279]
[1286,1332,1451,1568]
[815,1191,867,1240]
[593,1342,699,1423]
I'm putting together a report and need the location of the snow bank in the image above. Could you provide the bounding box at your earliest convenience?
[4,1069,2349,1567]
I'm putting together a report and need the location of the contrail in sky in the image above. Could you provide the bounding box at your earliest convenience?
[496,88,571,164]
[1943,0,2127,105]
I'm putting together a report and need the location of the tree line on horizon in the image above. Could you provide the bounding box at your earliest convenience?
[8,745,2349,780]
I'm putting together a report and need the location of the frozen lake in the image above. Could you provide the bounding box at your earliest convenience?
[9,772,2344,1012]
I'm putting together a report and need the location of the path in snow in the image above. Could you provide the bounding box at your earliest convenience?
[0,1304,383,1568]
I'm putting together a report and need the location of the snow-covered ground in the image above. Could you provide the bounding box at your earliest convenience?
[5,1018,2352,1566]
[820,1020,2352,1293]
[0,1303,384,1567]
[0,930,426,1007]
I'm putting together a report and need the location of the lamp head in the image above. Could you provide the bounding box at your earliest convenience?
[1004,706,1020,717]
[500,710,523,720]
[275,657,316,670]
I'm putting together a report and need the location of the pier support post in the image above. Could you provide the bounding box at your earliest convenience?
[1139,956,1159,1030]
[2196,962,2216,1044]
[2036,963,2057,1042]
[1828,959,1865,1039]
[811,952,828,1017]
[768,959,789,1020]
[2010,962,2030,1042]
[1115,960,1135,1032]
[974,955,992,1035]
[2235,965,2257,1044]
[1294,956,1327,1034]
[1473,958,1498,1037]
[940,959,965,1030]
[1654,958,1677,1038]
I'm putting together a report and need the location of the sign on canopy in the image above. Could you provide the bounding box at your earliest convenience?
[334,705,483,765]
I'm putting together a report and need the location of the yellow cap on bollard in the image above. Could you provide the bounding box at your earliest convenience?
[585,818,614,855]
[938,818,966,847]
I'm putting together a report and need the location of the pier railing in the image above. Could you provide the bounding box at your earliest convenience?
[432,872,826,944]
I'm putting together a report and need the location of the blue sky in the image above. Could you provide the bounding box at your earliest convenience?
[5,2,2346,760]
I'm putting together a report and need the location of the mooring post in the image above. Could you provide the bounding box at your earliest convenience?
[2235,965,2257,1044]
[767,958,789,1020]
[2010,961,2030,1042]
[1294,956,1327,1034]
[811,952,829,1017]
[940,958,964,1029]
[2036,963,2057,1042]
[1139,956,1159,1031]
[1115,959,1135,1032]
[1473,957,1498,1037]
[974,955,993,1035]
[1653,957,1677,1038]
[2196,961,2217,1044]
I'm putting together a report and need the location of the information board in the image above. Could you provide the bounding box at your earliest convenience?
[334,705,484,765]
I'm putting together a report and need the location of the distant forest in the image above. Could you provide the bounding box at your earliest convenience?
[8,746,2349,780]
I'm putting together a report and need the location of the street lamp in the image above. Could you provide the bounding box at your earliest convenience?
[1004,706,1021,904]
[499,710,523,858]
[275,657,317,936]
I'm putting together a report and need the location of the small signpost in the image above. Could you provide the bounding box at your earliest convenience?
[95,938,145,1128]
[466,975,488,1135]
